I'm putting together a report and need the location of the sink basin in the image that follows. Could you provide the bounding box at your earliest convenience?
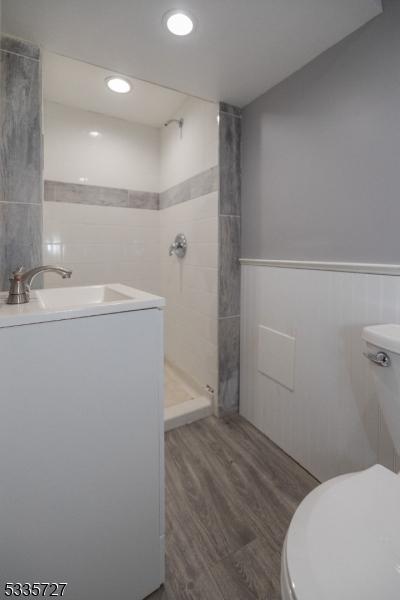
[0,283,165,328]
[36,285,133,309]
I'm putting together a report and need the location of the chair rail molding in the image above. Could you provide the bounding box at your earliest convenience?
[239,258,400,276]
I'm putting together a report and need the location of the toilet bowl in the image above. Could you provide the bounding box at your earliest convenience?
[281,465,400,599]
[281,324,400,599]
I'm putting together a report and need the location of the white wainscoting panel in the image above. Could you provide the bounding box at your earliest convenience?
[240,264,400,482]
[258,325,296,391]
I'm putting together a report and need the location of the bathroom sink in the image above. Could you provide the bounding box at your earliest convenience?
[36,285,133,309]
[0,283,165,328]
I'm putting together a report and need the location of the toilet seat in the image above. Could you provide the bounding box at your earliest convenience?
[283,465,400,600]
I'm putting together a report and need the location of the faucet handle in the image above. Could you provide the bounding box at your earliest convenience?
[9,266,24,281]
[169,234,187,258]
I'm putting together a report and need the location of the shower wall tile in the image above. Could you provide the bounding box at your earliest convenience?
[0,49,41,205]
[45,181,159,210]
[0,228,5,291]
[0,35,42,291]
[128,190,159,210]
[44,198,160,228]
[160,191,218,396]
[219,102,242,118]
[159,166,219,209]
[46,170,218,212]
[159,179,190,209]
[96,186,129,208]
[219,106,241,216]
[217,102,242,415]
[47,181,107,206]
[153,167,219,397]
[190,167,219,203]
[0,35,40,60]
[219,215,241,317]
[43,201,160,294]
[218,316,240,416]
[43,180,58,203]
[0,203,42,290]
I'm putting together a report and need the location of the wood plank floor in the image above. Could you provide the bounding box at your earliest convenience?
[147,415,318,600]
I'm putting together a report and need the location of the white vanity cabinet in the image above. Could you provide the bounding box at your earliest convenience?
[0,285,165,600]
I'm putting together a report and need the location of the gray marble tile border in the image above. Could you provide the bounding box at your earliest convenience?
[44,181,159,210]
[217,102,242,416]
[159,165,219,209]
[1,35,40,61]
[45,167,219,211]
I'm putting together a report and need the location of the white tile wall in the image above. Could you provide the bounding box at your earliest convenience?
[43,202,160,294]
[43,193,219,398]
[42,93,219,408]
[160,97,219,191]
[240,264,400,482]
[160,191,219,395]
[44,102,160,191]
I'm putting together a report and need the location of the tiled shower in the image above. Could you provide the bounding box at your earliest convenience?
[43,94,219,424]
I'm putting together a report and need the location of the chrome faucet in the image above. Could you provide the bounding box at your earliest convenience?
[7,265,72,305]
[169,233,187,258]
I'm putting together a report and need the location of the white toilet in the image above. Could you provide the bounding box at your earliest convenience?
[281,324,400,600]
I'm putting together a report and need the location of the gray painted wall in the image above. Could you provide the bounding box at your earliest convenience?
[242,0,400,263]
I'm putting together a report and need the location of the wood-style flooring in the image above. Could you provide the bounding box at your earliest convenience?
[148,415,318,600]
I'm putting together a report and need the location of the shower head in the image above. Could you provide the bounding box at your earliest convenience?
[164,118,184,129]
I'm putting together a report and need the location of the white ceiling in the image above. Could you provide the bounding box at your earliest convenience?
[3,0,382,107]
[43,51,188,128]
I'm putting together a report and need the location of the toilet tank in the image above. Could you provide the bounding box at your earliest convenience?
[363,324,400,455]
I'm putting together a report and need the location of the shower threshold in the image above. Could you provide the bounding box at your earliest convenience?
[164,362,212,431]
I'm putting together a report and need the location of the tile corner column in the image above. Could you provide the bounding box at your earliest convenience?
[0,34,43,290]
[217,102,242,416]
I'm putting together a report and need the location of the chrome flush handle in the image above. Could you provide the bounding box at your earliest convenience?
[363,351,391,367]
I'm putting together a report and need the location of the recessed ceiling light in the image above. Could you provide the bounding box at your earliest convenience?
[164,10,195,36]
[105,76,132,94]
[89,130,101,138]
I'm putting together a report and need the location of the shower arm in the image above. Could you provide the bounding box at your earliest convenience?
[164,118,184,138]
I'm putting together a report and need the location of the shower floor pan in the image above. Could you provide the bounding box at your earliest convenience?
[164,363,212,431]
